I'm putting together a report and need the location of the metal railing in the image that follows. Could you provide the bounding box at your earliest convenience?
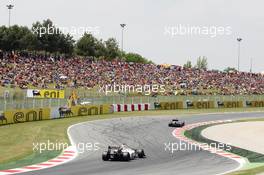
[1,88,264,111]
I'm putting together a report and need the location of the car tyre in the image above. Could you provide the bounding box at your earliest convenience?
[102,151,109,161]
[137,149,145,158]
[122,152,130,161]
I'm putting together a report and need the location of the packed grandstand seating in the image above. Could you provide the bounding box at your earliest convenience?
[1,51,264,95]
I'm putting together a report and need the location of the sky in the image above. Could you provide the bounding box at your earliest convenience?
[0,0,264,72]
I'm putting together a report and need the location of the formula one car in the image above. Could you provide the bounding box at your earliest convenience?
[168,119,185,127]
[102,144,145,161]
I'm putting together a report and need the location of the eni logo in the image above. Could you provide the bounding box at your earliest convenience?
[224,101,241,108]
[43,90,62,98]
[28,89,65,99]
[160,102,183,110]
[252,101,264,107]
[195,102,212,109]
[78,106,104,116]
[13,109,43,123]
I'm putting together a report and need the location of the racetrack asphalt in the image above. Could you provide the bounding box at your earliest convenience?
[20,112,264,175]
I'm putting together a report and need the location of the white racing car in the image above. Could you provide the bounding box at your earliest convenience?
[102,144,145,161]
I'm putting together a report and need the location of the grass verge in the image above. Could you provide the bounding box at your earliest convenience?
[0,107,264,170]
[229,164,264,175]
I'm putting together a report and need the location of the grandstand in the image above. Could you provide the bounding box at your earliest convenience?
[1,51,264,111]
[1,52,264,96]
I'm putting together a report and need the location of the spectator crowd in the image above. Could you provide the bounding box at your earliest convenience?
[1,52,264,95]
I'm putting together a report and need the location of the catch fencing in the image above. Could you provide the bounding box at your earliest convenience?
[1,88,264,111]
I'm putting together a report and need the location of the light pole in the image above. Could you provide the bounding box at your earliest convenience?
[6,4,14,27]
[237,37,242,72]
[120,24,126,57]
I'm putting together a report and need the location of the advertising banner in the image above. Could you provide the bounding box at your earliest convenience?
[158,102,184,110]
[186,101,215,109]
[217,101,244,108]
[246,101,264,107]
[27,89,65,99]
[71,105,112,116]
[3,108,50,125]
[51,104,113,119]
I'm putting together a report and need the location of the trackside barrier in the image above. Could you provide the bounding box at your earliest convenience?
[158,102,184,110]
[246,101,264,107]
[112,103,151,112]
[3,108,51,124]
[2,100,264,126]
[186,101,215,109]
[217,101,244,108]
[0,105,113,125]
[155,100,254,110]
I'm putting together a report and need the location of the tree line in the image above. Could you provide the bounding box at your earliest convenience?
[0,19,151,63]
[183,56,209,69]
[183,57,238,72]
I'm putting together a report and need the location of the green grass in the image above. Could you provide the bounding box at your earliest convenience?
[0,150,61,170]
[229,164,264,175]
[1,108,264,171]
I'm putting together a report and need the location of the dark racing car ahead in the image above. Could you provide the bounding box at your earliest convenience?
[102,144,145,161]
[168,119,185,127]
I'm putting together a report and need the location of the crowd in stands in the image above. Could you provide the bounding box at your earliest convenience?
[1,51,264,95]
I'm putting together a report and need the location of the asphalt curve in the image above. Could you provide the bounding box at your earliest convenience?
[21,112,264,175]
